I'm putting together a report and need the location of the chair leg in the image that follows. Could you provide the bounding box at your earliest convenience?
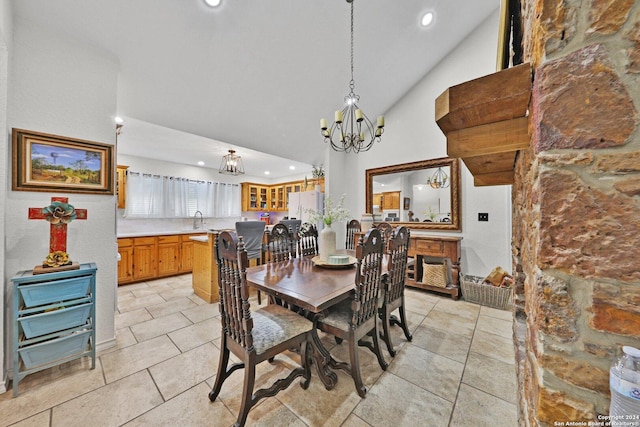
[398,300,413,342]
[235,360,256,427]
[299,338,311,390]
[371,320,388,371]
[380,306,396,357]
[348,335,367,398]
[257,290,262,305]
[209,339,231,401]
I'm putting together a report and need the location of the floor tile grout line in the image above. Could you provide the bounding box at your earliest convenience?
[446,303,481,427]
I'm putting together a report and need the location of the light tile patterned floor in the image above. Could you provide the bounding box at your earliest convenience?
[0,274,518,426]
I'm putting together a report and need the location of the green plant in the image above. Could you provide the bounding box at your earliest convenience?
[312,165,325,179]
[306,194,350,226]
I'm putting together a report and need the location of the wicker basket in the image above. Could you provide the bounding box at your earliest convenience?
[461,275,512,310]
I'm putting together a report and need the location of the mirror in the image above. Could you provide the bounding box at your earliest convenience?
[365,157,461,231]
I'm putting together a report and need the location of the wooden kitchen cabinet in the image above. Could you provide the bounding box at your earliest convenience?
[242,183,269,211]
[157,235,180,277]
[117,239,134,284]
[179,235,196,273]
[242,178,324,212]
[116,165,128,209]
[117,233,205,285]
[132,237,157,281]
[382,191,401,210]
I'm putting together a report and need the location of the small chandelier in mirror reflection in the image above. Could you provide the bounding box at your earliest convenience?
[219,149,245,175]
[320,0,384,153]
[427,167,449,189]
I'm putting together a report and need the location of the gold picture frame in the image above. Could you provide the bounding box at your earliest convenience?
[12,128,114,195]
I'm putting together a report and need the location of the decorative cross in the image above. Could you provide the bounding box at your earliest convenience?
[28,197,87,254]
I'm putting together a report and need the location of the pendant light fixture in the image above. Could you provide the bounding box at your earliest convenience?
[320,0,384,153]
[428,167,450,189]
[219,149,245,175]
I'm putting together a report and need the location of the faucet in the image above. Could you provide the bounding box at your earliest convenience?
[193,210,204,230]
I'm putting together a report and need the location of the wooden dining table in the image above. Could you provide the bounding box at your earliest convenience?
[245,254,358,389]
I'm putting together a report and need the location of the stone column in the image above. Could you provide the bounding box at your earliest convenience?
[513,1,640,425]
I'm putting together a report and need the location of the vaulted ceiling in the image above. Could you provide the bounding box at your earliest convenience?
[12,0,500,177]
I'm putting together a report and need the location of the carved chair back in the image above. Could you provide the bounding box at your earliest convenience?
[352,228,385,327]
[375,222,393,253]
[345,219,362,250]
[297,223,318,257]
[215,231,253,350]
[385,226,410,304]
[266,223,295,262]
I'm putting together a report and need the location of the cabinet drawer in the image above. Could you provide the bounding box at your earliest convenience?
[415,239,444,255]
[19,303,92,339]
[134,237,156,245]
[19,330,91,369]
[19,276,91,308]
[158,235,179,244]
[117,238,133,248]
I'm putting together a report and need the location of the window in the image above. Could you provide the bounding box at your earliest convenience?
[124,171,240,219]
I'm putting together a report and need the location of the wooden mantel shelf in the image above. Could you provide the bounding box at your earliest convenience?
[435,63,532,186]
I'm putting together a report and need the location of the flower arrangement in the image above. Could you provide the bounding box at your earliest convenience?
[43,251,71,268]
[306,194,351,226]
[312,165,325,179]
[43,201,77,224]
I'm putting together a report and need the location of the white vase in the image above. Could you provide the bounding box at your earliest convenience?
[319,224,336,262]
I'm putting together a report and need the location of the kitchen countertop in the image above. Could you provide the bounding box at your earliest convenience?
[117,229,209,238]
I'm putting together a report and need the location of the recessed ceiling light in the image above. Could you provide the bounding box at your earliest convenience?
[289,166,296,170]
[264,171,270,175]
[204,0,221,7]
[421,11,434,27]
[114,116,124,124]
[197,161,205,166]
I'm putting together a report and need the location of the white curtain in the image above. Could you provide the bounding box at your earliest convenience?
[124,172,164,218]
[123,171,240,219]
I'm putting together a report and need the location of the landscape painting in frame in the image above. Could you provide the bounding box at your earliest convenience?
[12,128,114,194]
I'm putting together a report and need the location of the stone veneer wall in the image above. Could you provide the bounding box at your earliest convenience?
[513,0,640,425]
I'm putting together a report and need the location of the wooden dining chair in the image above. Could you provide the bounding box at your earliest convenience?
[266,223,296,263]
[379,226,413,357]
[297,223,318,257]
[208,231,313,427]
[375,221,393,253]
[345,219,361,250]
[315,228,388,398]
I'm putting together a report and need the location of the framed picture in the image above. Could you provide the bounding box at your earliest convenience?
[403,197,410,210]
[12,128,114,195]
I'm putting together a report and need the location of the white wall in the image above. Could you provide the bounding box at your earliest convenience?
[0,0,12,394]
[5,16,120,378]
[338,8,512,277]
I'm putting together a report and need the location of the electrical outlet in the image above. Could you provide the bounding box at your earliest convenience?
[478,213,489,222]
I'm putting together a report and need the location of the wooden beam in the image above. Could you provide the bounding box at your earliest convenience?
[447,117,529,158]
[435,63,531,135]
[462,152,517,175]
[473,171,514,186]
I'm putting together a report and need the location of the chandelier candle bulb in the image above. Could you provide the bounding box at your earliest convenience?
[377,116,385,128]
[320,118,328,130]
[335,110,343,123]
[360,131,365,141]
[355,109,364,122]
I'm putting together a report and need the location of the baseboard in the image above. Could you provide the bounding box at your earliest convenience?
[96,337,116,353]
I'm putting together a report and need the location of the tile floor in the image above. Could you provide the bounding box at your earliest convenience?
[0,274,518,427]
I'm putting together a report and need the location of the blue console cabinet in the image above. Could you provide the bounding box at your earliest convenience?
[11,262,97,396]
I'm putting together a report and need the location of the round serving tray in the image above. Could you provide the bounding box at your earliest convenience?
[311,256,357,269]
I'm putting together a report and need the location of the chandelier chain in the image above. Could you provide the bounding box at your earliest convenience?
[350,0,354,84]
[319,0,384,153]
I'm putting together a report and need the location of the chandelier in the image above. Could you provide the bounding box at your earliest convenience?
[219,149,245,175]
[320,0,384,153]
[428,167,450,189]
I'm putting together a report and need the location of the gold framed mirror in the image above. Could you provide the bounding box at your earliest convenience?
[365,157,461,231]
